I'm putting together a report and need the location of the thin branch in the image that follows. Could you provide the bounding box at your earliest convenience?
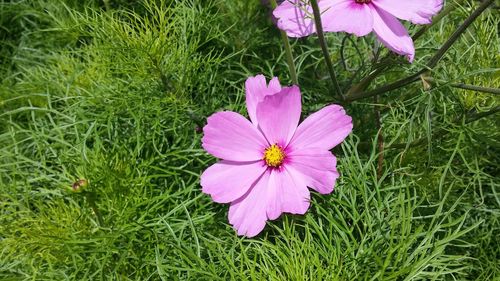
[374,95,384,179]
[346,71,424,102]
[465,106,500,123]
[103,0,110,11]
[345,1,463,97]
[270,0,298,85]
[388,106,500,149]
[412,0,463,41]
[425,77,500,95]
[85,192,105,227]
[450,83,500,95]
[345,0,495,102]
[310,0,344,100]
[426,0,494,69]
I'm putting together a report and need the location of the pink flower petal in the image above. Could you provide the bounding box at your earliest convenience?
[266,168,311,220]
[322,1,373,37]
[201,160,267,203]
[273,0,345,37]
[289,104,352,151]
[372,0,443,25]
[202,111,268,161]
[245,75,282,126]
[273,0,315,37]
[372,6,415,62]
[287,148,339,194]
[228,171,271,237]
[256,86,302,146]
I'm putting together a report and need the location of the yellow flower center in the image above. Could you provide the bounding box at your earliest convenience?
[263,144,286,167]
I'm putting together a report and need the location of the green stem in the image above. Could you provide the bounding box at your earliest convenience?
[465,106,500,123]
[426,0,494,69]
[388,106,500,149]
[281,31,299,85]
[345,0,495,102]
[450,83,500,95]
[354,0,462,88]
[412,0,462,41]
[310,0,344,100]
[425,77,500,95]
[103,0,110,11]
[270,0,298,85]
[85,192,105,227]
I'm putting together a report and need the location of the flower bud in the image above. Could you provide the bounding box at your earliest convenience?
[71,179,88,193]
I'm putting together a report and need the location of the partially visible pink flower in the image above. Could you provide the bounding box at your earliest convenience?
[273,0,443,62]
[201,75,352,237]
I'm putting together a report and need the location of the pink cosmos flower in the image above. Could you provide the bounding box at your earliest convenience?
[273,0,443,62]
[201,75,353,237]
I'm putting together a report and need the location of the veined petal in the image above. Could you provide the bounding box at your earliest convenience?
[322,1,373,37]
[201,160,267,203]
[273,0,345,38]
[202,111,268,161]
[228,171,271,237]
[266,168,311,220]
[256,86,301,146]
[245,75,282,126]
[372,6,415,62]
[289,104,352,151]
[287,148,339,194]
[273,0,315,37]
[372,0,443,25]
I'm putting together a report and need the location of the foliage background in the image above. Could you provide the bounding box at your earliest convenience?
[0,0,498,280]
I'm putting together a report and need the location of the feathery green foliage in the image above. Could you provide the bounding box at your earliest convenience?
[0,0,498,280]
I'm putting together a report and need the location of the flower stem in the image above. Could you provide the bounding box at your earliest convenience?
[345,0,495,102]
[424,77,500,95]
[427,0,494,69]
[374,95,384,180]
[388,106,500,150]
[353,0,463,91]
[412,0,463,41]
[465,106,500,123]
[270,0,298,85]
[450,83,500,95]
[85,192,105,227]
[281,31,299,85]
[103,0,110,11]
[309,0,344,100]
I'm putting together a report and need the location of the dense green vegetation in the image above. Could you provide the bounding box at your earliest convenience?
[0,0,498,280]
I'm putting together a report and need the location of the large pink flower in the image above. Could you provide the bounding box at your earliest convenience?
[201,75,352,237]
[273,0,443,62]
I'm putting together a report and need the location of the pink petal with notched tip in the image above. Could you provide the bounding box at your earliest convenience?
[245,75,282,126]
[256,85,302,146]
[201,160,267,203]
[289,104,352,151]
[202,111,269,162]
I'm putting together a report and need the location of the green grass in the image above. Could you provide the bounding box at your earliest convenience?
[0,0,498,280]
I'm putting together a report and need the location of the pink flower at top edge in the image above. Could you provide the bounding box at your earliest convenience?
[201,75,353,237]
[273,0,443,62]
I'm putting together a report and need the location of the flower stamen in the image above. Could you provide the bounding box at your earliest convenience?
[355,0,371,3]
[263,144,286,167]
